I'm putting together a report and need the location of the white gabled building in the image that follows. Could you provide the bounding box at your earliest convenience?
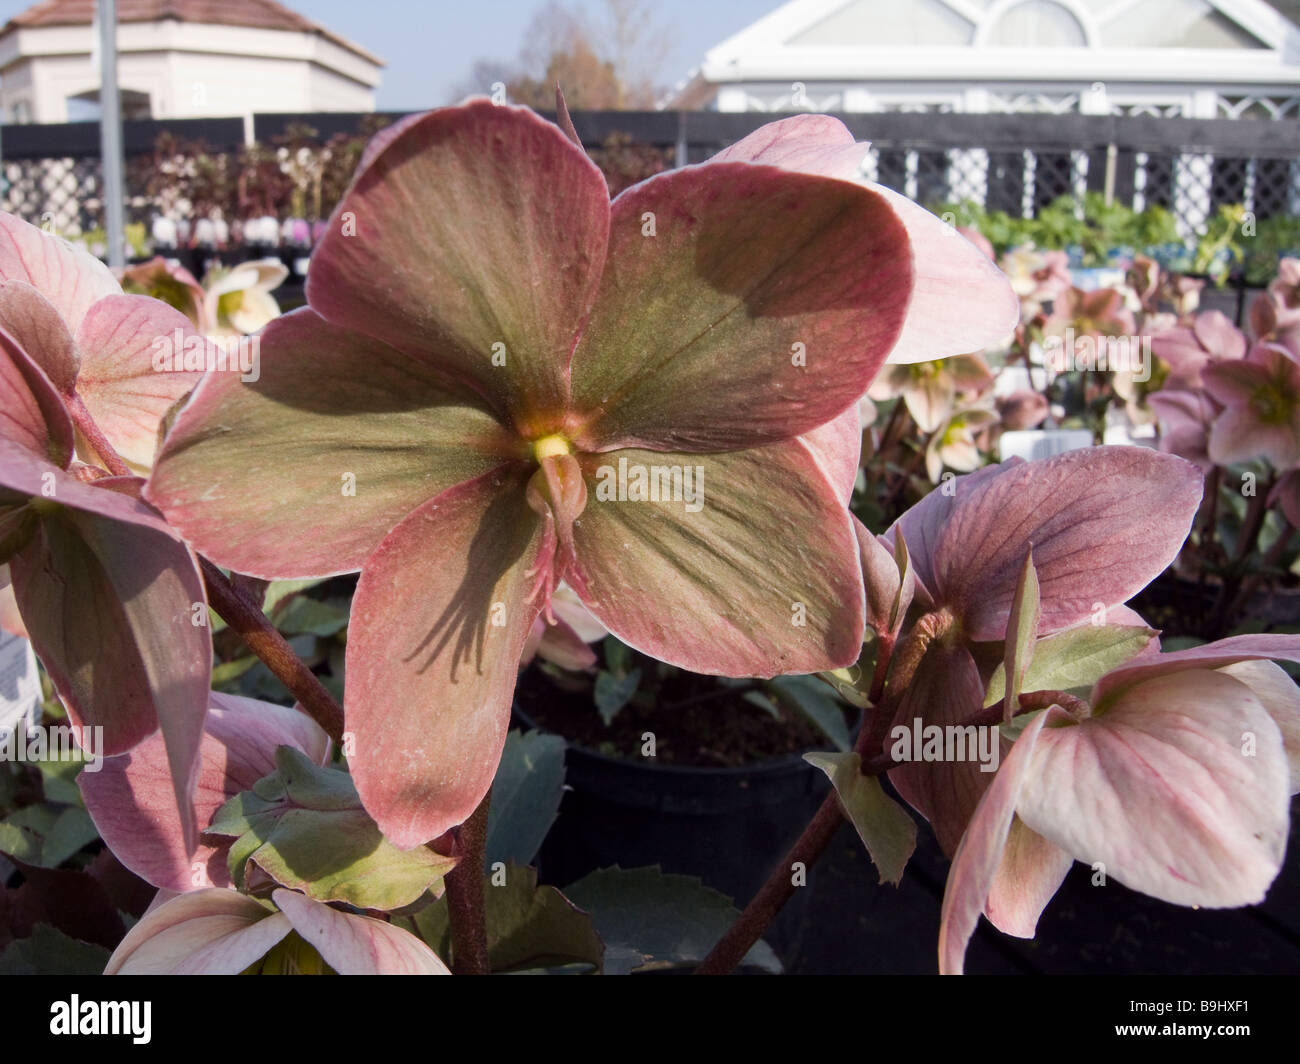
[669,0,1300,119]
[0,0,383,125]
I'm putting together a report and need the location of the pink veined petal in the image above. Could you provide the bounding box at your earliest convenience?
[985,817,1073,938]
[5,465,211,851]
[927,447,1202,641]
[79,693,331,893]
[74,294,209,469]
[882,460,1017,605]
[1093,633,1300,705]
[796,403,862,504]
[856,516,911,642]
[273,888,449,975]
[0,212,121,335]
[346,467,555,848]
[1017,670,1291,908]
[1217,660,1300,793]
[306,100,611,431]
[146,307,519,580]
[938,705,1071,975]
[887,642,990,857]
[0,280,80,393]
[711,114,1019,364]
[565,443,866,677]
[105,889,291,975]
[0,326,73,466]
[568,160,912,452]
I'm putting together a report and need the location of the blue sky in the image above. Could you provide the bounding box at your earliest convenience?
[0,0,780,110]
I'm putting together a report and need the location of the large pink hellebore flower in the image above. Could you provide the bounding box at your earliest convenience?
[877,447,1202,855]
[0,331,210,848]
[0,213,208,470]
[939,634,1300,974]
[106,887,448,974]
[147,102,1016,847]
[80,692,331,893]
[1203,341,1300,468]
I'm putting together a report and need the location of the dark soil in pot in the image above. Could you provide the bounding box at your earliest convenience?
[514,666,839,965]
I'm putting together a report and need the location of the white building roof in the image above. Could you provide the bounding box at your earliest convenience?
[669,0,1300,117]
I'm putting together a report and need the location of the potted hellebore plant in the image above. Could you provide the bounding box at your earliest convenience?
[5,92,1294,980]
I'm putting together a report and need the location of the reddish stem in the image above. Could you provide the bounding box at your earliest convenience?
[444,794,492,975]
[200,559,345,743]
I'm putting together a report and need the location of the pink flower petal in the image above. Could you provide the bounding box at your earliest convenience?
[568,160,911,451]
[1018,670,1291,908]
[346,468,555,848]
[926,448,1201,641]
[887,642,989,856]
[985,818,1072,938]
[938,706,1070,974]
[0,212,120,335]
[105,888,292,974]
[274,888,449,974]
[1218,660,1300,793]
[565,444,865,677]
[0,326,73,466]
[146,308,518,579]
[711,114,1018,364]
[0,281,80,393]
[74,294,209,469]
[5,464,211,850]
[797,404,862,504]
[306,101,611,429]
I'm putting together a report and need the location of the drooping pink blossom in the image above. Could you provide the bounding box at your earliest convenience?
[875,447,1202,854]
[940,634,1300,974]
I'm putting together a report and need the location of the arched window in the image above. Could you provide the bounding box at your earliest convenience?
[987,1,1088,47]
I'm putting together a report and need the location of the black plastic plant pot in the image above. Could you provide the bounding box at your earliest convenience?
[512,701,828,956]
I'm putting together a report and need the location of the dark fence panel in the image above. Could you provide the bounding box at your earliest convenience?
[0,109,1295,246]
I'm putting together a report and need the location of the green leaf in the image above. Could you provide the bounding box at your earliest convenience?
[487,730,567,867]
[594,668,641,726]
[272,595,349,637]
[742,690,781,719]
[602,635,633,676]
[0,924,110,975]
[211,656,257,687]
[263,578,330,615]
[1002,549,1040,722]
[562,866,783,975]
[208,746,454,910]
[984,622,1157,708]
[0,805,98,868]
[414,864,603,973]
[804,752,916,885]
[766,675,851,752]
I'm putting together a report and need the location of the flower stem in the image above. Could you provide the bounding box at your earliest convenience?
[200,558,345,743]
[444,793,492,975]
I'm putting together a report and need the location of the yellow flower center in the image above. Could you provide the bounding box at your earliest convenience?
[532,434,573,461]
